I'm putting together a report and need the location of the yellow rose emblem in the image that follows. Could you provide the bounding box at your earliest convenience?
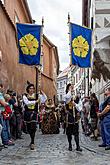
[72,35,89,58]
[19,33,39,55]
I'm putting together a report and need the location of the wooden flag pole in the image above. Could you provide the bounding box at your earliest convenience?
[36,17,44,102]
[38,17,44,93]
[68,14,72,81]
[68,13,74,96]
[36,67,38,99]
[68,13,72,66]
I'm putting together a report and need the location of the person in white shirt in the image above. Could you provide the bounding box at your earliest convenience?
[38,90,47,130]
[64,83,82,152]
[23,83,38,150]
[39,90,47,104]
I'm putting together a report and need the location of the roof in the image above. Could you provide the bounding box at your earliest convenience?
[96,32,110,43]
[57,66,70,79]
[0,0,15,30]
[0,0,59,74]
[43,35,56,47]
[0,0,33,25]
[23,0,33,23]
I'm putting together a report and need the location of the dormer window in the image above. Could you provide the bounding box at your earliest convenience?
[1,0,5,4]
[14,11,20,23]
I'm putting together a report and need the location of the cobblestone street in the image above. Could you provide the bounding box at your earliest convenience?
[0,129,110,165]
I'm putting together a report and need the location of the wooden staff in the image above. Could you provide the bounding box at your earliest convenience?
[36,17,44,101]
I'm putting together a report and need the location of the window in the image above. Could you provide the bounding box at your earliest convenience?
[64,81,65,85]
[79,70,80,80]
[53,66,57,79]
[91,17,93,29]
[1,0,4,4]
[60,95,62,101]
[14,11,20,23]
[81,68,84,74]
[60,82,62,88]
[0,50,2,62]
[109,40,110,47]
[79,69,82,80]
[73,76,75,85]
[41,52,44,72]
[76,74,78,83]
[57,83,59,88]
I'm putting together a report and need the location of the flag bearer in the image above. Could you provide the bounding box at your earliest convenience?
[64,84,82,151]
[23,83,38,150]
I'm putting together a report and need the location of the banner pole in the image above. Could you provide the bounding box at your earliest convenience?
[68,13,72,66]
[38,17,44,93]
[36,18,44,101]
[68,13,74,96]
[36,67,38,99]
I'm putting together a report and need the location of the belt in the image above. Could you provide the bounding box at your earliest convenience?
[25,109,35,112]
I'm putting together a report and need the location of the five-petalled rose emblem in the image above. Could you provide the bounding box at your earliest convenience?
[72,35,89,58]
[19,33,39,55]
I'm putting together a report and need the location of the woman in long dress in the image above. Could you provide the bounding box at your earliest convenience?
[90,93,99,140]
[41,99,59,134]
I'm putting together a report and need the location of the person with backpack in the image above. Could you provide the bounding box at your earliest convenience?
[0,82,14,146]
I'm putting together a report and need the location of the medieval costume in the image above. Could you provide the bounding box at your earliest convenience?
[9,92,23,140]
[90,93,99,140]
[64,84,82,151]
[23,84,38,150]
[39,90,47,104]
[38,103,46,130]
[60,104,66,134]
[41,99,59,134]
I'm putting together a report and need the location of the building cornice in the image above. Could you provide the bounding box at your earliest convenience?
[95,9,110,14]
[20,0,33,23]
[0,1,16,31]
[0,0,32,32]
[43,35,55,47]
[57,75,67,80]
[41,72,53,81]
[53,46,59,74]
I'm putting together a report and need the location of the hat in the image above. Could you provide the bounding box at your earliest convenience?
[26,83,35,93]
[7,89,13,96]
[12,92,16,96]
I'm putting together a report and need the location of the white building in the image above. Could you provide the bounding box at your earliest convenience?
[57,67,70,102]
[68,66,87,97]
[90,0,110,103]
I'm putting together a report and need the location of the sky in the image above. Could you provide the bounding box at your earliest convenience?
[27,0,82,71]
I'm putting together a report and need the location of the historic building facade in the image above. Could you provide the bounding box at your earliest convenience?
[82,0,110,102]
[91,0,110,102]
[68,66,86,97]
[0,0,59,100]
[57,67,69,102]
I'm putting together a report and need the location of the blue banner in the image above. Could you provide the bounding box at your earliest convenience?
[16,23,42,65]
[70,23,92,68]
